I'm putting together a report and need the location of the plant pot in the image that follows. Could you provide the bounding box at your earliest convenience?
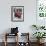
[37,39,44,44]
[40,38,45,43]
[37,39,40,43]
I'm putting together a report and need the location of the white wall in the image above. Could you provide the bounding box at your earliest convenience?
[0,0,37,42]
[0,0,36,35]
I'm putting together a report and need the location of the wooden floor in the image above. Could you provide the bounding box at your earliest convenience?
[0,42,46,46]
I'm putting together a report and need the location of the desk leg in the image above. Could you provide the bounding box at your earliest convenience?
[4,34,7,46]
[5,41,7,46]
[26,33,30,46]
[16,34,18,46]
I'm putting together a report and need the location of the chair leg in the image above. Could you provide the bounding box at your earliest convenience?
[4,41,7,46]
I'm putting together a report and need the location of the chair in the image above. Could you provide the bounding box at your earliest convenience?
[4,33,18,46]
[18,33,30,46]
[4,27,19,46]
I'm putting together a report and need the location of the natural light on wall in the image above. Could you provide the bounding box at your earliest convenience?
[37,0,46,20]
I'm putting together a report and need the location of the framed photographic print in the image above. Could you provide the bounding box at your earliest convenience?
[11,6,24,22]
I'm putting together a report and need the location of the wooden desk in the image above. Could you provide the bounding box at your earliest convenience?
[4,33,18,46]
[4,33,30,46]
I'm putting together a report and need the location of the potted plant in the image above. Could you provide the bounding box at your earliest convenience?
[33,32,46,43]
[32,25,39,30]
[32,24,45,30]
[40,26,45,29]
